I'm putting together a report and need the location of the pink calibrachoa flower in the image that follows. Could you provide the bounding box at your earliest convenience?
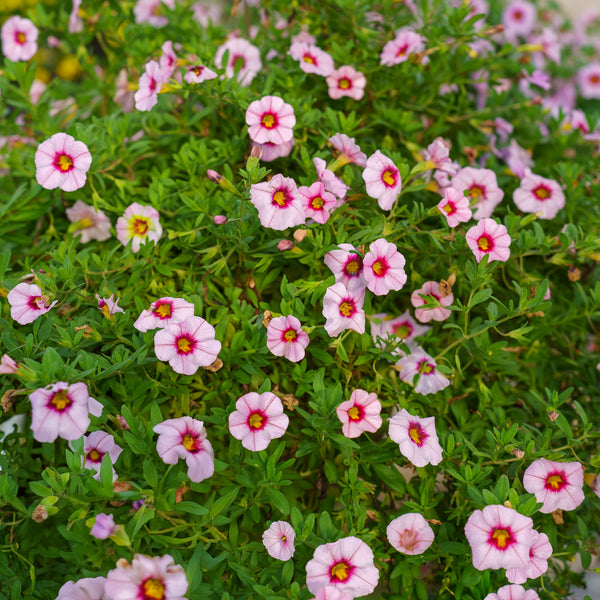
[253,139,295,162]
[262,521,295,561]
[246,96,296,145]
[91,513,116,540]
[96,294,124,317]
[105,554,188,600]
[249,174,305,230]
[324,244,366,290]
[80,431,123,481]
[411,281,453,323]
[153,417,215,483]
[0,354,18,374]
[184,64,217,84]
[56,577,108,600]
[336,389,382,439]
[228,392,289,452]
[578,63,600,99]
[134,297,195,332]
[387,513,435,555]
[266,315,310,362]
[214,37,262,87]
[322,283,366,337]
[465,218,511,263]
[288,42,334,76]
[154,316,221,376]
[29,382,103,443]
[326,66,366,101]
[159,41,177,80]
[7,282,57,325]
[513,171,565,220]
[484,584,540,600]
[311,587,353,600]
[362,150,402,210]
[396,348,450,395]
[314,157,349,201]
[362,238,407,296]
[438,187,472,227]
[502,1,536,41]
[388,409,443,467]
[380,27,425,66]
[370,311,429,348]
[66,200,111,243]
[133,0,175,27]
[506,530,552,584]
[134,60,163,112]
[114,68,135,113]
[68,0,83,34]
[452,167,504,220]
[299,182,337,224]
[116,203,162,252]
[464,505,534,571]
[328,133,367,167]
[522,458,584,513]
[1,16,38,62]
[35,133,92,192]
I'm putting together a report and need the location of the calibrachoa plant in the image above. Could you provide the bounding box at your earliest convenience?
[0,1,599,599]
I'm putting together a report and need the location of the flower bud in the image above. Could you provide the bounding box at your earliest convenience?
[277,239,294,251]
[32,505,49,523]
[213,215,227,225]
[548,410,559,422]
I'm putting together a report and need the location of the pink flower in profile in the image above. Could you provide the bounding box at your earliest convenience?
[184,64,217,84]
[322,283,366,337]
[362,238,407,296]
[91,513,116,540]
[154,316,221,375]
[326,66,366,101]
[369,311,429,348]
[56,577,107,600]
[7,282,57,325]
[578,63,600,99]
[29,382,103,443]
[35,133,92,192]
[305,536,379,597]
[79,431,123,481]
[228,392,289,452]
[422,137,453,170]
[288,43,334,76]
[133,0,175,27]
[246,96,296,145]
[464,505,534,571]
[114,68,135,113]
[484,585,540,600]
[513,171,565,220]
[362,150,402,210]
[159,40,177,80]
[105,554,188,600]
[465,218,511,263]
[324,244,366,290]
[411,281,453,323]
[134,60,163,112]
[96,294,124,317]
[266,315,310,362]
[299,182,337,224]
[438,187,472,227]
[522,458,584,513]
[380,28,424,66]
[396,348,450,395]
[388,409,443,467]
[116,203,162,252]
[311,587,353,600]
[153,417,215,482]
[336,389,382,439]
[502,1,536,41]
[1,16,38,62]
[328,133,367,167]
[452,167,504,220]
[387,513,435,555]
[314,157,349,201]
[214,38,262,87]
[253,139,295,162]
[505,530,552,584]
[68,0,84,34]
[66,201,111,243]
[249,174,305,230]
[262,521,295,561]
[134,297,195,332]
[0,354,18,375]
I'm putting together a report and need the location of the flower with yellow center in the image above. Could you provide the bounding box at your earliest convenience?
[272,190,287,207]
[533,186,550,200]
[382,168,396,186]
[141,578,165,600]
[56,154,73,172]
[248,412,264,429]
[177,337,193,354]
[546,474,564,490]
[339,301,354,317]
[261,113,276,128]
[283,329,297,342]
[338,78,351,89]
[50,390,71,412]
[154,303,172,319]
[477,236,491,251]
[132,218,150,236]
[330,561,351,581]
[491,528,512,549]
[182,433,198,452]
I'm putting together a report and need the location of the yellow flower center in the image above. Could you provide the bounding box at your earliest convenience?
[393,324,411,339]
[533,186,550,200]
[284,329,297,342]
[546,474,564,490]
[281,534,287,542]
[338,78,351,90]
[345,259,360,274]
[56,154,73,172]
[303,54,315,64]
[409,425,424,445]
[591,74,600,85]
[248,412,264,429]
[272,191,287,207]
[372,260,386,276]
[339,301,354,317]
[78,217,94,228]
[132,218,149,236]
[477,236,491,251]
[177,337,193,354]
[182,433,197,451]
[310,196,324,209]
[261,113,276,128]
[192,66,204,76]
[16,32,26,44]
[330,561,350,581]
[154,303,172,318]
[492,528,511,549]
[348,406,361,421]
[417,360,434,375]
[468,185,484,199]
[382,168,396,186]
[87,449,102,461]
[142,578,165,600]
[50,390,71,412]
[442,202,454,214]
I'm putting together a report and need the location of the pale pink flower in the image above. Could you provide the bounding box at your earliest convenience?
[326,66,366,101]
[246,96,295,145]
[314,157,349,201]
[253,139,295,162]
[465,218,511,263]
[438,187,472,227]
[1,16,38,62]
[387,513,435,555]
[105,554,188,600]
[464,505,535,571]
[134,297,195,332]
[522,458,584,513]
[422,137,453,170]
[396,348,450,395]
[91,513,116,540]
[380,28,425,66]
[322,283,366,337]
[578,63,600,99]
[411,281,453,323]
[56,577,108,600]
[328,133,367,167]
[7,282,57,325]
[78,431,123,481]
[505,530,552,584]
[388,409,443,467]
[159,41,177,80]
[502,1,536,41]
[562,109,590,135]
[134,60,163,112]
[451,167,504,220]
[362,150,402,210]
[68,0,84,34]
[336,389,382,438]
[531,28,561,65]
[484,585,540,600]
[324,244,366,290]
[362,238,407,296]
[228,392,289,451]
[29,382,103,443]
[116,202,162,252]
[29,79,47,104]
[191,2,222,26]
[114,68,135,113]
[311,587,353,600]
[501,140,533,179]
[262,521,295,561]
[249,174,305,230]
[133,0,175,27]
[513,171,565,220]
[214,38,261,87]
[288,43,334,76]
[0,354,18,375]
[306,536,379,597]
[369,311,429,348]
[184,64,217,84]
[154,316,221,376]
[35,133,92,192]
[266,315,310,362]
[213,215,227,225]
[96,294,124,317]
[66,200,111,243]
[153,417,215,482]
[299,182,337,224]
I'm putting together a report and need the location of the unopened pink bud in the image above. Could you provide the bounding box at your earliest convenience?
[293,229,307,243]
[277,239,294,251]
[512,449,525,459]
[0,354,18,375]
[548,410,559,422]
[207,169,222,183]
[213,215,227,225]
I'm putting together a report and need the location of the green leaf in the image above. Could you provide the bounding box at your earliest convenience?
[175,501,209,517]
[209,487,239,519]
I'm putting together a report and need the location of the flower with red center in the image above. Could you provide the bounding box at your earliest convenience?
[29,382,103,443]
[133,0,175,27]
[326,66,366,101]
[396,347,450,395]
[262,521,295,561]
[1,16,38,62]
[134,60,163,112]
[66,200,111,243]
[506,530,552,584]
[362,238,407,296]
[105,554,188,600]
[465,218,511,263]
[116,202,162,252]
[578,63,600,99]
[153,416,215,483]
[322,283,366,337]
[388,409,443,467]
[328,133,367,168]
[158,40,177,80]
[380,27,425,66]
[35,133,92,192]
[411,281,453,323]
[266,315,310,362]
[184,64,217,84]
[336,389,382,439]
[7,282,57,325]
[298,182,337,224]
[387,513,435,555]
[502,1,536,41]
[484,584,540,600]
[513,171,565,220]
[228,392,289,452]
[288,42,334,76]
[464,505,535,571]
[215,38,262,87]
[451,167,504,220]
[246,96,296,145]
[96,294,125,318]
[437,187,472,227]
[313,157,349,202]
[56,577,108,600]
[522,458,584,513]
[362,150,402,210]
[249,174,305,230]
[369,311,430,352]
[134,297,195,332]
[324,243,366,290]
[76,431,123,481]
